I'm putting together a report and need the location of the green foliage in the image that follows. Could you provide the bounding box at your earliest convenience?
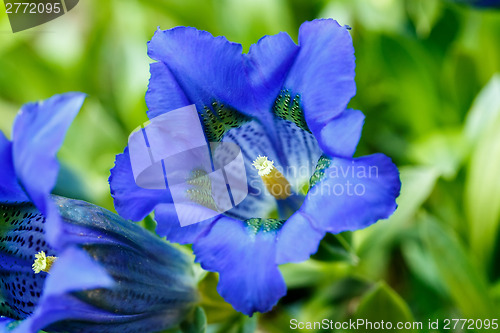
[2,0,500,332]
[463,76,500,267]
[180,307,208,333]
[354,282,415,333]
[422,216,496,318]
[312,232,358,263]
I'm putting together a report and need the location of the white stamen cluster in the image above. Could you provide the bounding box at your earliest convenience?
[32,251,57,274]
[252,155,274,176]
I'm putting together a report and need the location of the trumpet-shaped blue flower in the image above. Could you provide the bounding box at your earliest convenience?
[110,19,401,315]
[1,94,197,332]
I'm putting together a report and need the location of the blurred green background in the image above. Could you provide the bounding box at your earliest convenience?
[1,0,500,332]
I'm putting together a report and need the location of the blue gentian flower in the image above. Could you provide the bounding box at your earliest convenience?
[0,94,197,332]
[110,19,401,315]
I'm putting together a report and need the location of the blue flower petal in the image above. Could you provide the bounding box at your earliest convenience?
[2,198,197,332]
[154,203,216,244]
[45,247,114,295]
[11,92,85,215]
[13,247,114,333]
[0,132,27,202]
[284,19,356,151]
[244,32,298,123]
[52,198,198,332]
[193,217,286,315]
[146,27,250,118]
[19,296,191,333]
[8,93,85,249]
[303,154,401,233]
[318,109,365,158]
[109,147,173,221]
[146,62,190,119]
[241,20,358,158]
[271,119,322,188]
[275,210,325,265]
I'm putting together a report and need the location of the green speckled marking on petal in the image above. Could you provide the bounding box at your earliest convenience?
[199,101,252,142]
[245,218,286,234]
[273,89,310,133]
[309,154,333,188]
[186,169,218,211]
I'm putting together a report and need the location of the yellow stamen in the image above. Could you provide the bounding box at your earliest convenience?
[32,251,57,274]
[252,155,292,200]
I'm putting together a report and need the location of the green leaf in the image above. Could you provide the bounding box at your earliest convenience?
[180,307,207,333]
[356,166,439,279]
[209,314,258,333]
[300,277,371,324]
[198,273,237,323]
[351,0,406,33]
[422,216,496,318]
[400,238,446,295]
[138,214,157,234]
[464,74,500,146]
[376,35,441,137]
[464,96,500,267]
[409,128,466,179]
[353,281,415,333]
[491,279,500,301]
[280,260,350,289]
[311,232,358,263]
[237,315,257,333]
[406,0,443,37]
[217,0,294,52]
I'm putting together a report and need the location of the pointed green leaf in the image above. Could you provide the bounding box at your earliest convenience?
[198,273,237,323]
[401,239,445,295]
[354,281,415,333]
[311,232,358,263]
[465,113,500,267]
[423,217,496,317]
[464,74,500,146]
[406,0,443,37]
[357,166,439,279]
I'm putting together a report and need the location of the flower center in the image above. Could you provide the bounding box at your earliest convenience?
[32,251,57,274]
[252,155,292,200]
